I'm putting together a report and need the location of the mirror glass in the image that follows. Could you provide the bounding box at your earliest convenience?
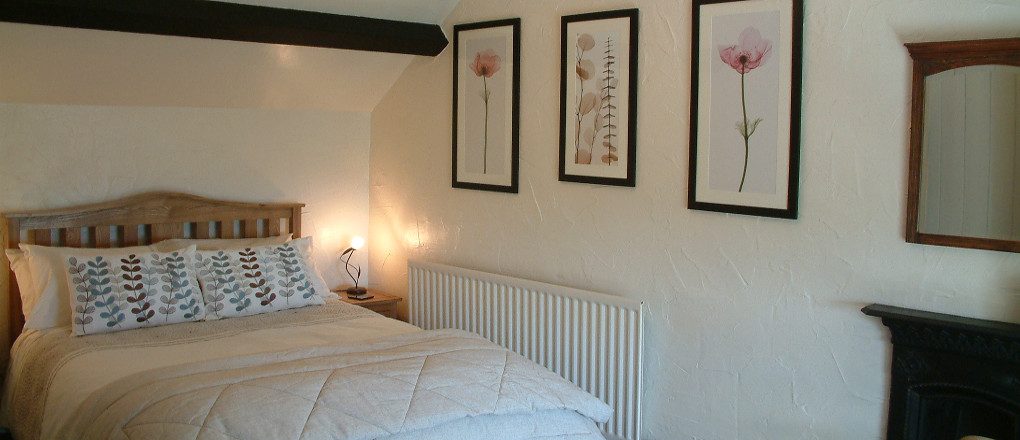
[917,65,1020,241]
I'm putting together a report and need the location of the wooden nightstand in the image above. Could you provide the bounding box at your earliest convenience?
[335,289,402,320]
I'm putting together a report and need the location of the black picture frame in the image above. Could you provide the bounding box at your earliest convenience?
[452,18,521,193]
[558,9,639,187]
[688,0,802,219]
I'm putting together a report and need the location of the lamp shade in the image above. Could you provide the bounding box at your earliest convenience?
[350,235,366,250]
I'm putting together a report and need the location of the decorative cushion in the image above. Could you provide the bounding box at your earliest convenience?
[287,236,334,299]
[151,234,292,252]
[193,239,325,320]
[64,246,205,336]
[19,243,188,330]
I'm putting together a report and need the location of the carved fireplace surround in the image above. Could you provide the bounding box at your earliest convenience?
[864,304,1020,440]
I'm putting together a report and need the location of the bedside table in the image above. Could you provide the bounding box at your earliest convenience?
[335,290,402,320]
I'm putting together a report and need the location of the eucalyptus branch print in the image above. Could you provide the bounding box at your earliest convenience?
[718,27,772,192]
[574,33,598,165]
[155,254,176,322]
[600,35,619,165]
[195,253,228,316]
[65,250,204,335]
[68,256,124,330]
[470,49,502,174]
[216,252,249,313]
[68,258,97,334]
[153,252,201,322]
[240,248,276,307]
[120,255,155,324]
[273,245,315,305]
[193,243,323,319]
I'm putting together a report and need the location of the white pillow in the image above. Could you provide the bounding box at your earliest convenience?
[5,249,38,322]
[151,234,292,252]
[19,242,188,330]
[65,246,205,335]
[193,238,325,320]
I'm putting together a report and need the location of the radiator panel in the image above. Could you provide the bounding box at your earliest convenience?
[408,260,644,440]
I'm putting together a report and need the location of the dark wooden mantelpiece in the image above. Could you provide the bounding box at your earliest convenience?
[864,304,1020,440]
[864,304,1020,362]
[0,0,449,56]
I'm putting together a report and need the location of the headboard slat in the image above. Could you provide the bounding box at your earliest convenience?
[122,225,139,247]
[290,207,302,237]
[196,222,212,239]
[221,221,236,239]
[32,230,51,246]
[94,226,111,248]
[2,192,304,344]
[266,218,281,237]
[65,227,82,247]
[243,219,258,239]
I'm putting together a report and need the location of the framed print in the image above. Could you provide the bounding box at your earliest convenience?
[559,9,639,187]
[689,0,802,219]
[453,18,521,193]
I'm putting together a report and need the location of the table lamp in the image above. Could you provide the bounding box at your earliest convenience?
[340,236,366,295]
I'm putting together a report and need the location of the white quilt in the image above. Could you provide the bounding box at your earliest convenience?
[2,301,611,440]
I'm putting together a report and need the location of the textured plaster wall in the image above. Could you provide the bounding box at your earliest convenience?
[368,0,1020,438]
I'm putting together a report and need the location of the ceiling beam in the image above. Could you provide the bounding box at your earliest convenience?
[0,0,449,56]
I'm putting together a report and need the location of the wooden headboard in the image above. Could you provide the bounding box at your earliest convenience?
[1,192,304,344]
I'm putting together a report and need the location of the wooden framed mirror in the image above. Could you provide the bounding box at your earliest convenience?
[906,38,1020,252]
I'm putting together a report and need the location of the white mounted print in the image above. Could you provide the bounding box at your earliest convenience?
[689,0,802,219]
[453,18,521,193]
[559,9,639,187]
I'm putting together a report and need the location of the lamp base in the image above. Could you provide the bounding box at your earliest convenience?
[345,287,368,295]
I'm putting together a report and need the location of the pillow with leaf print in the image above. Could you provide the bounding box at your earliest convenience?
[64,246,205,336]
[192,239,325,320]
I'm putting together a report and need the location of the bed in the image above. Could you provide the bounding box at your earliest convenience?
[1,193,610,440]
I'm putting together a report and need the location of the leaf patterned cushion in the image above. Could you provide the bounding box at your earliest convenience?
[64,246,205,336]
[193,242,325,320]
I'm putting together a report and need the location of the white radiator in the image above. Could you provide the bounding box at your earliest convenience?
[407,260,644,440]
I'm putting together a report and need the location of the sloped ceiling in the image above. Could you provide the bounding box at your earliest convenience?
[0,0,460,112]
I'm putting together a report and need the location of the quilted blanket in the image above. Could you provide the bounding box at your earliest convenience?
[54,329,612,440]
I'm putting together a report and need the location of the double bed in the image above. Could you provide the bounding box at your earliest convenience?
[1,193,611,440]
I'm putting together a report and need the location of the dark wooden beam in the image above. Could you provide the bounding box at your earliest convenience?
[0,0,449,56]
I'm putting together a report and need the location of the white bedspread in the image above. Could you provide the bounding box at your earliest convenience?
[2,301,610,440]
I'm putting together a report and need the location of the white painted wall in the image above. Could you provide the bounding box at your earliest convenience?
[368,1,1020,438]
[0,103,372,318]
[0,22,412,112]
[0,22,382,358]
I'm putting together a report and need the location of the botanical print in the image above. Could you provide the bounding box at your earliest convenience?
[572,32,620,166]
[67,250,204,335]
[560,10,637,187]
[463,35,510,177]
[707,11,780,195]
[453,19,519,193]
[195,251,248,317]
[272,244,316,306]
[719,27,772,192]
[158,252,202,322]
[690,0,801,219]
[120,254,155,324]
[193,244,323,320]
[239,248,277,307]
[69,256,120,333]
[470,49,501,174]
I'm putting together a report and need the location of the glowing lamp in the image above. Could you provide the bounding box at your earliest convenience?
[340,236,367,295]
